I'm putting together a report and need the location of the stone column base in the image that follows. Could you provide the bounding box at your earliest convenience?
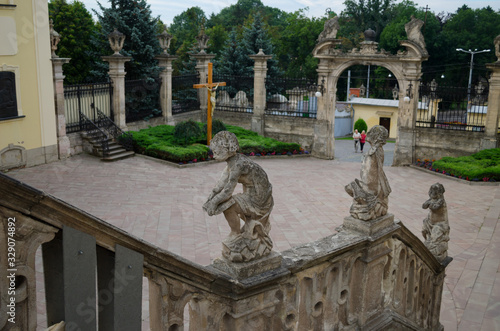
[212,250,282,279]
[343,213,396,236]
[58,135,71,159]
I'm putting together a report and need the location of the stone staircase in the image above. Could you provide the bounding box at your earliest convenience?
[82,131,135,162]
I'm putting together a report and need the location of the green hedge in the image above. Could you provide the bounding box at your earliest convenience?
[127,122,303,163]
[430,148,500,181]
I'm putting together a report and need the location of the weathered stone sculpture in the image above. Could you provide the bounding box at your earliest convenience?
[203,131,274,262]
[345,125,391,221]
[422,183,450,262]
[495,34,500,61]
[405,15,426,51]
[318,16,340,41]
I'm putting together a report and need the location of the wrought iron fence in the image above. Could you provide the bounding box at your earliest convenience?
[172,74,200,114]
[125,78,162,123]
[416,81,489,132]
[212,74,254,113]
[265,76,319,118]
[64,82,113,133]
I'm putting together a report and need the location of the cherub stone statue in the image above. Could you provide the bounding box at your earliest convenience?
[203,131,274,262]
[345,125,391,221]
[422,183,450,262]
[318,16,340,41]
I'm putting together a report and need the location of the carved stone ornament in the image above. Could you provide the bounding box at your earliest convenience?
[422,183,450,263]
[108,28,126,56]
[495,35,500,61]
[345,125,391,221]
[405,16,426,51]
[49,19,60,58]
[203,131,274,262]
[317,16,340,41]
[157,25,172,55]
[196,25,210,54]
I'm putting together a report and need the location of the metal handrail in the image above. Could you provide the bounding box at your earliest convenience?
[79,111,110,157]
[94,106,134,151]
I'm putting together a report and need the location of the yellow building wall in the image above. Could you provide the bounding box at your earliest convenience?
[352,104,399,139]
[0,0,57,168]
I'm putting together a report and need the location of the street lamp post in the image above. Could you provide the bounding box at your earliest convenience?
[456,48,490,104]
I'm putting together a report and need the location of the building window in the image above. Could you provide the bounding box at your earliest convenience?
[0,71,18,119]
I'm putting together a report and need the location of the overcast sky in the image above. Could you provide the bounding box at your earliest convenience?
[80,0,500,25]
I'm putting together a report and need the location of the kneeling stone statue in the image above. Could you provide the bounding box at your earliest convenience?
[203,131,274,262]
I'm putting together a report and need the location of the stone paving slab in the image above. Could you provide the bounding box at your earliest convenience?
[5,141,499,330]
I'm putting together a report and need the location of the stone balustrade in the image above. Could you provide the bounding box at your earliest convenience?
[0,172,448,331]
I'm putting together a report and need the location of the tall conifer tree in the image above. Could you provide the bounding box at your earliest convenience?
[92,0,161,80]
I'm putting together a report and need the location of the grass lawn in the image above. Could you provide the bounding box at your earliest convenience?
[415,148,500,182]
[127,122,304,164]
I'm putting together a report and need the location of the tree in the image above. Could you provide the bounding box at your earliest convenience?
[48,0,98,84]
[92,0,162,80]
[168,7,207,74]
[341,0,396,41]
[440,6,500,86]
[276,9,327,78]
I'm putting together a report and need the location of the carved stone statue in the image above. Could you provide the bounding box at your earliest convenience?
[203,131,274,262]
[318,16,340,41]
[405,16,426,51]
[422,183,450,262]
[495,35,500,62]
[345,125,391,221]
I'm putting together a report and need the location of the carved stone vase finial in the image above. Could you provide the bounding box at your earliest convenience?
[203,131,274,262]
[345,125,391,221]
[108,28,126,56]
[196,22,210,54]
[157,24,172,55]
[422,183,450,263]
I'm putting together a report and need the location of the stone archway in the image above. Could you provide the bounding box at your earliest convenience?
[312,17,428,166]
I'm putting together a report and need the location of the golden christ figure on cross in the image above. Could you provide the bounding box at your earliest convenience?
[193,62,226,145]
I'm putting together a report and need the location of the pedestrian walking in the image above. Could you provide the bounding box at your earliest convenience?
[353,129,361,152]
[360,130,366,152]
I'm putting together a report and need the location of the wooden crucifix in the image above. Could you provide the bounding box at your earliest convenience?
[193,62,226,145]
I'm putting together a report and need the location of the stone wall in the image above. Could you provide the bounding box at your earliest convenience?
[214,111,252,130]
[415,128,484,160]
[265,115,316,151]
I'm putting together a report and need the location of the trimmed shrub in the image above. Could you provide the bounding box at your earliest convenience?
[354,118,368,133]
[431,148,500,180]
[203,119,227,138]
[174,119,203,145]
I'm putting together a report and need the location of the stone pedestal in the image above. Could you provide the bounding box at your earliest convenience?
[51,57,71,159]
[102,55,131,130]
[192,53,216,122]
[213,250,282,279]
[249,50,272,136]
[343,213,395,236]
[156,54,177,125]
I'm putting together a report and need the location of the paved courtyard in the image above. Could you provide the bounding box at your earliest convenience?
[6,139,500,330]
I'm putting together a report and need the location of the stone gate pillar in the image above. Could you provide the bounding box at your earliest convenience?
[156,54,177,125]
[192,53,216,122]
[393,74,421,166]
[313,58,336,159]
[49,21,71,159]
[249,49,272,135]
[481,36,500,149]
[102,56,130,130]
